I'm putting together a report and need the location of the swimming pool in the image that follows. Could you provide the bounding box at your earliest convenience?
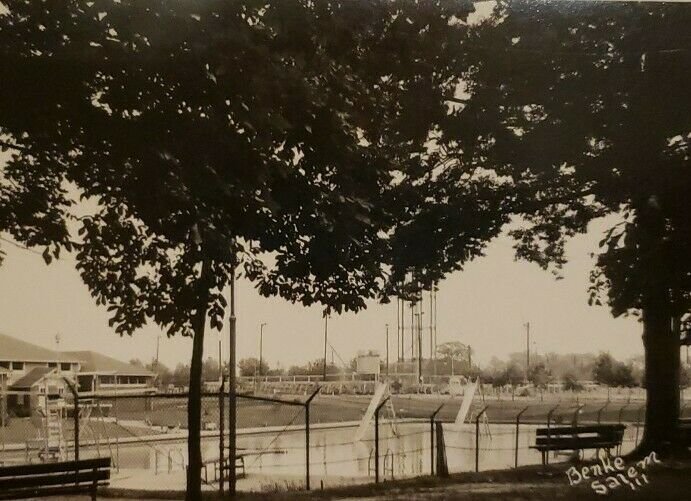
[100,420,638,491]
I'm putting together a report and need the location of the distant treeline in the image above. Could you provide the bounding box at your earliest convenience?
[136,351,689,390]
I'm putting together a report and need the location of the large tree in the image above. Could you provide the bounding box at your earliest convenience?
[454,0,691,454]
[0,0,510,495]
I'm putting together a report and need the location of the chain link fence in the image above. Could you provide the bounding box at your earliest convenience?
[1,383,689,495]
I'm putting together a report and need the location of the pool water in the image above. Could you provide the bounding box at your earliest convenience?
[99,421,638,490]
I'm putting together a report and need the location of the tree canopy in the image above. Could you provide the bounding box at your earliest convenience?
[452,0,691,453]
[592,352,636,388]
[0,0,508,494]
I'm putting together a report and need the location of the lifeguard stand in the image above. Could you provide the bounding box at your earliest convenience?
[34,377,68,462]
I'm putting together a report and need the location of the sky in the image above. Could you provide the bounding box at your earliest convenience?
[0,212,644,371]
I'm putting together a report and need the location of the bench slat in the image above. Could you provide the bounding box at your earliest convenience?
[535,437,619,447]
[532,443,617,452]
[0,482,109,500]
[535,432,624,441]
[535,425,625,436]
[0,457,110,478]
[0,470,109,491]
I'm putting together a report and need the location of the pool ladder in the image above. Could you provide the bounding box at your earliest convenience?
[367,448,394,480]
[154,448,185,474]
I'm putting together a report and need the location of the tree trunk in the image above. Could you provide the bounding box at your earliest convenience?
[186,264,211,500]
[637,296,680,456]
[632,202,682,457]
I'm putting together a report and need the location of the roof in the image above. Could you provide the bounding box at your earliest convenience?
[61,351,154,377]
[10,366,56,389]
[0,332,81,363]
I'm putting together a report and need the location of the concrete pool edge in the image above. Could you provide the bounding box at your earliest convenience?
[0,417,428,451]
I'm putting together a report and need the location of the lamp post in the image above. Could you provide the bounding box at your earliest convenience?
[524,322,530,383]
[323,314,329,381]
[415,313,424,382]
[385,324,389,377]
[259,322,267,378]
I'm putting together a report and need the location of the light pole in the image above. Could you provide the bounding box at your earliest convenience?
[259,322,267,378]
[415,312,424,382]
[524,322,530,382]
[385,324,389,377]
[228,269,237,496]
[323,314,329,381]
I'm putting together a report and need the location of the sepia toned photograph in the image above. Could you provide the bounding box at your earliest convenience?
[0,0,689,499]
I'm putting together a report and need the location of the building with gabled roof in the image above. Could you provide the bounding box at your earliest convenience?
[10,366,56,390]
[0,332,156,397]
[7,366,71,415]
[0,332,81,386]
[62,351,156,396]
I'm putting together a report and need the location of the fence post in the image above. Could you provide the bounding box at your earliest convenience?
[618,401,630,425]
[514,406,529,469]
[597,401,609,425]
[545,403,560,466]
[572,404,584,428]
[374,396,390,483]
[430,403,444,476]
[475,405,489,472]
[63,378,80,464]
[63,377,79,488]
[304,386,321,491]
[219,374,225,497]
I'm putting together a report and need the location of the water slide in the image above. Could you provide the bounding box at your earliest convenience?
[354,382,389,442]
[454,378,479,426]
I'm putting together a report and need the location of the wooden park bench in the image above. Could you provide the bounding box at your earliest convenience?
[532,424,626,465]
[0,457,111,500]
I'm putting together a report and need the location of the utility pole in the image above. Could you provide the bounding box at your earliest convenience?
[411,302,415,362]
[323,314,329,381]
[416,312,424,382]
[385,324,389,377]
[217,337,222,383]
[401,299,405,362]
[228,268,237,496]
[155,334,160,371]
[397,298,401,363]
[155,334,161,389]
[258,322,267,378]
[524,322,530,382]
[55,333,61,360]
[433,286,438,375]
[429,291,434,361]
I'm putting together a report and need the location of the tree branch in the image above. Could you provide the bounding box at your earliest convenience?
[0,139,28,153]
[444,96,470,105]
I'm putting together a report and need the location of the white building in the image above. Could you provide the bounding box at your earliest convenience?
[0,332,156,397]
